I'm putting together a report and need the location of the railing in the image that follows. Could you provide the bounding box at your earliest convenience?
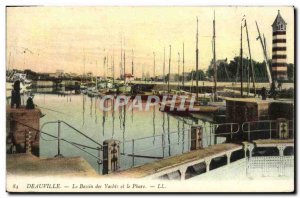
[41,120,102,148]
[9,118,103,165]
[120,122,240,169]
[241,119,294,141]
[203,122,240,142]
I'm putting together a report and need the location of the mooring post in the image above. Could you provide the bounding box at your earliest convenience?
[102,139,120,175]
[277,118,289,139]
[190,125,203,150]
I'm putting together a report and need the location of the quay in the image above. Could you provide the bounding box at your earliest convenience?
[7,138,294,180]
[7,153,98,177]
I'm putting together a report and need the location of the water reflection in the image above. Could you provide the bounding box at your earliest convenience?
[112,98,115,138]
[35,92,217,173]
[152,106,156,145]
[95,97,97,124]
[167,113,171,157]
[122,105,126,154]
[82,94,85,126]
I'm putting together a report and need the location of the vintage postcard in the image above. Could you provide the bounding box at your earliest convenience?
[5,5,295,193]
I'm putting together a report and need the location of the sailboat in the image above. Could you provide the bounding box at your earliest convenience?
[160,16,220,115]
[118,46,132,94]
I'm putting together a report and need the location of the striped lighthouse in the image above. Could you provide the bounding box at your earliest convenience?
[272,10,287,81]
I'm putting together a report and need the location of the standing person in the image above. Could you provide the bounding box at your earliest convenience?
[11,80,21,108]
[261,87,267,100]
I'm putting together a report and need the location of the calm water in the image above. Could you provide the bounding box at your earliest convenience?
[30,93,222,174]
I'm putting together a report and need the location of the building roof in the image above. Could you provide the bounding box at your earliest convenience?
[272,10,287,27]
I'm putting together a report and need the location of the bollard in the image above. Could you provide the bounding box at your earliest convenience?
[102,139,120,175]
[277,118,289,139]
[190,126,203,150]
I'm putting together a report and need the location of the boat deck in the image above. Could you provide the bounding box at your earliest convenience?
[109,143,243,178]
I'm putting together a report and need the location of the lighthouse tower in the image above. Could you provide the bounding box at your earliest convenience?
[272,10,287,81]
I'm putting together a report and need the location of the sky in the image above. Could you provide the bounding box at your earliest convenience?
[6,6,294,78]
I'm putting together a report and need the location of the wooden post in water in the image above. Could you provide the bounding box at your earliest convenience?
[190,126,203,150]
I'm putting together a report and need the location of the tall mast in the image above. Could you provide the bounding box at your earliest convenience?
[196,17,199,102]
[213,12,217,101]
[182,43,185,87]
[256,21,272,84]
[177,52,180,90]
[168,45,171,93]
[246,57,250,96]
[131,49,134,76]
[153,52,156,80]
[83,48,86,83]
[163,47,166,84]
[110,54,112,82]
[103,48,106,81]
[95,60,98,89]
[244,18,256,96]
[240,22,243,97]
[113,52,115,84]
[8,51,11,70]
[142,63,145,80]
[120,37,123,79]
[123,39,126,84]
[106,54,109,80]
